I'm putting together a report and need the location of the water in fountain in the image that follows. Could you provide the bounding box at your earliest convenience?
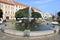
[28,6,32,22]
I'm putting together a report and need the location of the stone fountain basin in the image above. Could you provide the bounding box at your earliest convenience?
[3,23,56,37]
[30,30,54,37]
[4,29,54,37]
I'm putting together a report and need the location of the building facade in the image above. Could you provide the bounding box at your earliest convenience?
[42,12,52,20]
[0,0,42,20]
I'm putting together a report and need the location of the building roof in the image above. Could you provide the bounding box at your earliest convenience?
[0,0,15,5]
[0,0,28,7]
[32,7,40,11]
[13,1,28,7]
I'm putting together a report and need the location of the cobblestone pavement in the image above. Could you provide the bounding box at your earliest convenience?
[0,30,60,40]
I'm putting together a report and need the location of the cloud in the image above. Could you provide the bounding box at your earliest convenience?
[33,0,53,4]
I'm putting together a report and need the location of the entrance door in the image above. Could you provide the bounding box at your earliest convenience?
[6,16,9,20]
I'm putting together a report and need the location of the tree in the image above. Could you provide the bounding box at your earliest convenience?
[15,7,30,20]
[57,12,60,16]
[15,7,42,19]
[32,12,42,18]
[15,10,23,18]
[52,15,55,21]
[0,9,3,18]
[57,11,60,23]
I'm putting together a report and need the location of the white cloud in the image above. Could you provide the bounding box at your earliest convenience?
[33,0,54,4]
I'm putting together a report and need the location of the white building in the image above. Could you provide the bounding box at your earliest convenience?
[42,12,52,20]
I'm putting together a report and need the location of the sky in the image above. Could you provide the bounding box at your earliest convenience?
[15,0,60,15]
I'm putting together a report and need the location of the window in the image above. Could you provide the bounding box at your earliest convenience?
[16,5,18,7]
[8,6,10,8]
[16,9,17,10]
[20,6,21,8]
[11,12,12,14]
[19,6,20,8]
[6,16,9,20]
[8,11,10,14]
[11,16,12,18]
[5,11,10,14]
[11,6,14,9]
[5,11,7,13]
[5,6,7,8]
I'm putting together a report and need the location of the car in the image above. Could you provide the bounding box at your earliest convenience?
[51,21,58,25]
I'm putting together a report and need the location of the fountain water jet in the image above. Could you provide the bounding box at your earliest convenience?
[24,6,32,37]
[28,6,32,22]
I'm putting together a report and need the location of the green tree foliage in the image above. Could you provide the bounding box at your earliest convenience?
[0,9,3,18]
[32,12,42,18]
[15,10,23,18]
[57,11,60,23]
[52,15,55,21]
[57,11,60,16]
[15,7,42,18]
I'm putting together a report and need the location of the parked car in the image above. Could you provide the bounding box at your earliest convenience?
[51,21,58,25]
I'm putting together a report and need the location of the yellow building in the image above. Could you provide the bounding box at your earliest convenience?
[0,0,41,20]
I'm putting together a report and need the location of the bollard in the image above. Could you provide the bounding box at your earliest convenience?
[1,24,5,33]
[54,30,56,33]
[58,30,60,34]
[24,30,30,37]
[55,25,59,34]
[1,28,4,33]
[5,24,7,26]
[1,26,5,33]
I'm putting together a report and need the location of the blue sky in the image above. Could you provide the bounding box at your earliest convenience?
[15,0,60,15]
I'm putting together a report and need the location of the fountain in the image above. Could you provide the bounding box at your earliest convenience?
[2,6,59,37]
[24,6,55,37]
[15,6,55,31]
